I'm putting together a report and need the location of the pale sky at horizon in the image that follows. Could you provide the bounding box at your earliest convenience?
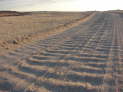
[0,0,123,11]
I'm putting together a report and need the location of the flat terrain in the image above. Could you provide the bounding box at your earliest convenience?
[0,11,92,54]
[0,11,123,92]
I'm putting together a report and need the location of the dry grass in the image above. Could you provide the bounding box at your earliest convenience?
[0,11,104,92]
[0,11,123,92]
[0,11,93,55]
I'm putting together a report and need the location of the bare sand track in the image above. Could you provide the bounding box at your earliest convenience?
[0,12,123,92]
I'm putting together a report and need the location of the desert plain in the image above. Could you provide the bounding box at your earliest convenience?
[0,11,123,92]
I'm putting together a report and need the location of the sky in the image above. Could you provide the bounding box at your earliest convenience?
[0,0,123,11]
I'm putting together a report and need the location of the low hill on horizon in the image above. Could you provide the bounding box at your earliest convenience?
[0,11,29,17]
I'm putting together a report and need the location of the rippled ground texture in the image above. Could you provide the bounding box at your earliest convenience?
[0,12,123,92]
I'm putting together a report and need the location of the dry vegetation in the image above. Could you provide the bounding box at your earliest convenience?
[0,12,123,92]
[0,11,93,54]
[0,11,99,92]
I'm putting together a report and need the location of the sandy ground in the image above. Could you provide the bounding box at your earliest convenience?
[0,11,94,55]
[0,12,123,92]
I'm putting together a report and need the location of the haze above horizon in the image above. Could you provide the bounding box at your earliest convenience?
[0,0,123,11]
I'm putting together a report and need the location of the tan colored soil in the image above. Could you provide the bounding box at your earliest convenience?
[0,11,94,55]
